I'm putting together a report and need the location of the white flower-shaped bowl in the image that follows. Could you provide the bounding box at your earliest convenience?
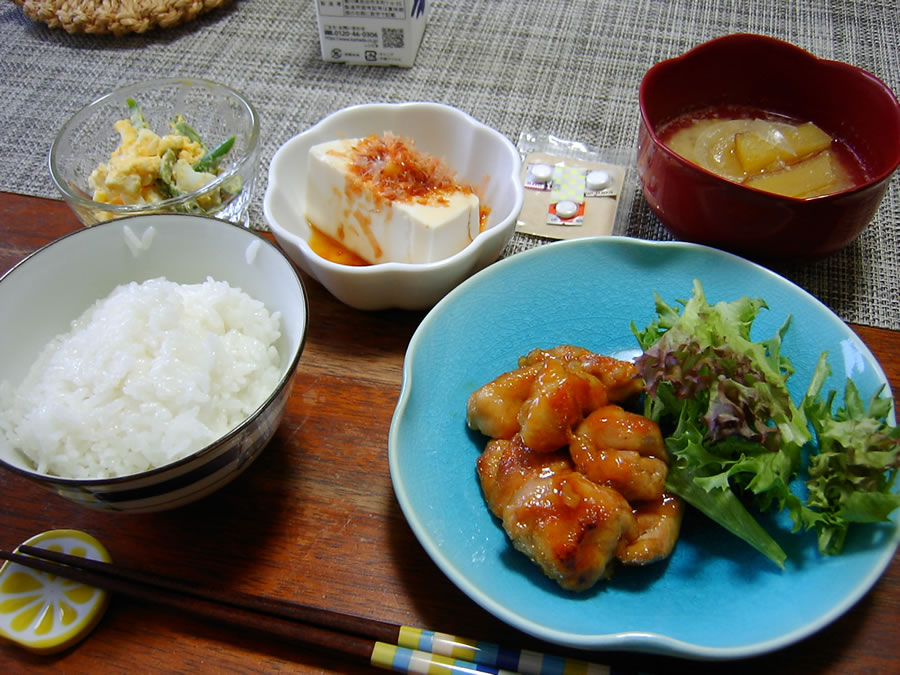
[263,102,524,311]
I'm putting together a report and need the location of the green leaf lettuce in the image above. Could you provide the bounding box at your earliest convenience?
[631,280,900,566]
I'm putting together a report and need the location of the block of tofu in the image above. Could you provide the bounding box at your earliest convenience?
[304,136,482,264]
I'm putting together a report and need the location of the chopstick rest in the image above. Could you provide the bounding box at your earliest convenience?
[0,544,610,674]
[0,530,111,654]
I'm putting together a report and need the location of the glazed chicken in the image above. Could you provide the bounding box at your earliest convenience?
[477,436,637,591]
[468,345,683,590]
[618,493,684,565]
[569,404,669,503]
[466,345,644,453]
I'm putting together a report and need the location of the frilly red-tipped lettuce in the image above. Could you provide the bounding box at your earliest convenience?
[631,280,900,567]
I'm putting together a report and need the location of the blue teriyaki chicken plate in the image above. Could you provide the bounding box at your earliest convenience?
[388,236,899,659]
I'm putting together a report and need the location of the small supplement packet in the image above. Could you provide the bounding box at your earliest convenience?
[315,0,428,67]
[516,133,634,240]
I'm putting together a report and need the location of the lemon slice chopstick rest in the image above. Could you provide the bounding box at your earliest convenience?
[0,529,110,654]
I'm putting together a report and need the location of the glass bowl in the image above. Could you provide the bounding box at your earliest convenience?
[49,78,261,227]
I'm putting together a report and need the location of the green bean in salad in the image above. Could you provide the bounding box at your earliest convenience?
[171,114,207,150]
[126,97,149,129]
[157,148,179,196]
[193,135,236,173]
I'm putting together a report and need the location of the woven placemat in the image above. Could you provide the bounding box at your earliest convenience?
[0,0,897,329]
[10,0,229,35]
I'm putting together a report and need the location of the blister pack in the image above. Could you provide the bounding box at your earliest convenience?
[515,132,635,240]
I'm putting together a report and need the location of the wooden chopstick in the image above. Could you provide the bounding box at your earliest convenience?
[1,546,610,674]
[18,544,398,644]
[2,547,374,665]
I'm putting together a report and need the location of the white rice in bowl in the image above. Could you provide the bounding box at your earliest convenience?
[0,277,282,479]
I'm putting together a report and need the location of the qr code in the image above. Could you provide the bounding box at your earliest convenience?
[382,27,404,48]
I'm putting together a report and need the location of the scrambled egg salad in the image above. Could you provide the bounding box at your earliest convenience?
[88,99,240,214]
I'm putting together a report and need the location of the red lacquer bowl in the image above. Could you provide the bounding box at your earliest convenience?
[637,33,900,261]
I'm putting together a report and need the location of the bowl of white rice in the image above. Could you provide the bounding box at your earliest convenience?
[0,214,307,512]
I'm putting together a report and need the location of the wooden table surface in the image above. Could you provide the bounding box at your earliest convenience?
[1,191,898,674]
